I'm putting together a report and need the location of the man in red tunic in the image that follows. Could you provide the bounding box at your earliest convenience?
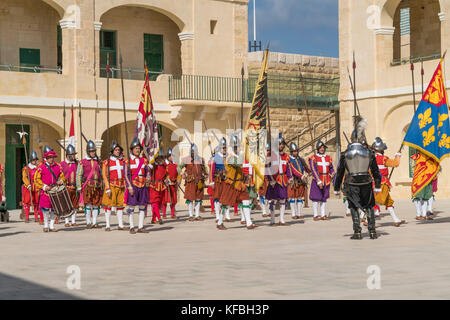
[149,153,167,225]
[60,145,79,227]
[34,148,65,232]
[21,151,41,223]
[162,148,179,219]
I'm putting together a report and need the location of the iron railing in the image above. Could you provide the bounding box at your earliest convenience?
[0,64,62,74]
[390,53,441,66]
[99,67,163,81]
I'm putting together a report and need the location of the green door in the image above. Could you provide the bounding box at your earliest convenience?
[20,48,40,73]
[5,124,29,210]
[144,34,164,80]
[100,30,117,78]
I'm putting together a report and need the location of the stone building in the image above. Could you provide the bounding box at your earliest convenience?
[339,0,450,198]
[248,51,340,158]
[0,0,249,209]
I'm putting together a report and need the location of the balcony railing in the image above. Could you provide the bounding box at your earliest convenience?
[0,64,62,74]
[99,67,163,81]
[168,74,339,109]
[390,53,441,66]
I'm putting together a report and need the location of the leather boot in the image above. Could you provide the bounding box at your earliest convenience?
[351,232,362,240]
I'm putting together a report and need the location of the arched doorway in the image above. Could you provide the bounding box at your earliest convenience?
[100,120,176,159]
[0,0,63,71]
[0,115,62,209]
[99,5,182,80]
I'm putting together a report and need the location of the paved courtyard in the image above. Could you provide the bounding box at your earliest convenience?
[1,198,450,300]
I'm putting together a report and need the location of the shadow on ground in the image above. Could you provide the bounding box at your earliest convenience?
[0,272,81,299]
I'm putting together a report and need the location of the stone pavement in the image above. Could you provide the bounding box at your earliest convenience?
[1,199,450,300]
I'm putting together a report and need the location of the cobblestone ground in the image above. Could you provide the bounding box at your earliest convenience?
[1,199,450,300]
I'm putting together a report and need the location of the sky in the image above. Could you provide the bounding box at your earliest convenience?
[248,0,339,57]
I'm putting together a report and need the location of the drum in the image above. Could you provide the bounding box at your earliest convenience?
[48,185,74,218]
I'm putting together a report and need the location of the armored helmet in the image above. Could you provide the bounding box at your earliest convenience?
[372,137,387,152]
[86,140,96,153]
[351,118,368,145]
[43,145,52,154]
[30,151,39,161]
[231,135,240,149]
[110,140,123,153]
[316,140,327,151]
[278,133,286,146]
[167,148,173,157]
[66,144,76,156]
[289,142,298,153]
[220,137,227,149]
[130,137,141,150]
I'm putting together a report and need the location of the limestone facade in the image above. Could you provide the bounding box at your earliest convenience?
[339,0,450,198]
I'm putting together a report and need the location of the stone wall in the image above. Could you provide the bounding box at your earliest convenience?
[248,51,339,155]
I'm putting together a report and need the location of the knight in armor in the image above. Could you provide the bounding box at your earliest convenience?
[265,134,292,226]
[21,151,42,223]
[148,150,167,225]
[60,145,79,227]
[76,140,103,229]
[34,147,65,232]
[124,138,150,234]
[101,141,126,231]
[334,119,382,240]
[309,140,335,221]
[162,148,180,219]
[210,138,231,222]
[287,142,310,220]
[178,143,208,221]
[371,137,405,227]
[218,135,257,230]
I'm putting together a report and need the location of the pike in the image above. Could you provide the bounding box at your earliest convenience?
[240,64,245,141]
[106,54,111,187]
[36,122,44,158]
[202,121,214,156]
[119,52,130,159]
[63,102,66,158]
[78,102,83,159]
[18,113,34,219]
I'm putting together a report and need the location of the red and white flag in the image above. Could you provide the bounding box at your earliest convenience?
[68,105,75,146]
[135,66,159,164]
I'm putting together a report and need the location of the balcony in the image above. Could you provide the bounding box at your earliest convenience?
[390,53,441,67]
[168,74,340,110]
[99,66,163,81]
[0,64,62,74]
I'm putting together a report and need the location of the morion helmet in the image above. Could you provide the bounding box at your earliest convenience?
[43,145,52,154]
[278,133,286,146]
[316,140,327,151]
[220,137,227,149]
[66,144,76,156]
[372,137,387,152]
[130,137,141,150]
[30,151,39,161]
[86,140,96,153]
[110,140,123,153]
[289,142,298,153]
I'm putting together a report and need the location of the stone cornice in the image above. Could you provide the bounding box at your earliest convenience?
[439,12,446,22]
[94,21,102,31]
[374,27,395,35]
[178,32,194,41]
[59,19,77,29]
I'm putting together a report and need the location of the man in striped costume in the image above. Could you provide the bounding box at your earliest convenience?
[372,137,405,227]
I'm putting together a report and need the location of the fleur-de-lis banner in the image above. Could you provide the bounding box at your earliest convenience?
[244,47,269,192]
[135,65,159,164]
[403,59,450,196]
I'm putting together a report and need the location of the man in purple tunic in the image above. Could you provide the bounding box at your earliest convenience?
[265,135,292,226]
[309,140,335,221]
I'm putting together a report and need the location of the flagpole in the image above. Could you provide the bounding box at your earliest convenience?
[79,102,83,159]
[119,52,130,159]
[241,64,244,142]
[421,60,424,97]
[106,53,111,186]
[63,102,66,159]
[411,61,417,112]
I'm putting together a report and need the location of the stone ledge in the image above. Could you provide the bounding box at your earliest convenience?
[248,51,339,68]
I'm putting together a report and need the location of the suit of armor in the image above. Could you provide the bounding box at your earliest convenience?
[334,143,382,239]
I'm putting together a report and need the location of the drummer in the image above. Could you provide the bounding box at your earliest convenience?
[34,147,65,232]
[60,145,79,227]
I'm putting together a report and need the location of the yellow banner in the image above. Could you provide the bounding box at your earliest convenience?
[244,48,269,192]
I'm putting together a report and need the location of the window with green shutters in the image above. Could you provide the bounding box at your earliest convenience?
[144,34,164,80]
[100,30,117,77]
[57,25,62,69]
